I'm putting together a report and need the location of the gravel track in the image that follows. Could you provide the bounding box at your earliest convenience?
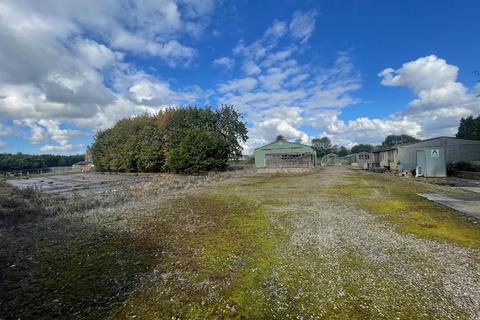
[274,167,480,319]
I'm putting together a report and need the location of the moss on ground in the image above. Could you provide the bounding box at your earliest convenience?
[0,221,162,319]
[2,168,478,319]
[326,172,480,248]
[109,193,278,319]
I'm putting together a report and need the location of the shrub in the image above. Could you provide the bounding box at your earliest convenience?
[166,129,230,174]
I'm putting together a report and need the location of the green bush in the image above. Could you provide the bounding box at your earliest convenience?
[166,129,230,174]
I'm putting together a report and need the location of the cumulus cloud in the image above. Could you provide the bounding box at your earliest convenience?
[379,55,472,114]
[325,55,480,147]
[218,13,361,153]
[376,55,480,137]
[0,0,214,152]
[0,141,6,149]
[15,119,85,145]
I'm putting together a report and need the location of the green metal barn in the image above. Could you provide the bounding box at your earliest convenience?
[254,139,317,168]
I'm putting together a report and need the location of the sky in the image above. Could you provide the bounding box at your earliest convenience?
[0,0,479,155]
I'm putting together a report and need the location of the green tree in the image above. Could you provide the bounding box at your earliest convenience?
[351,144,374,154]
[157,105,247,161]
[312,137,332,157]
[276,135,285,141]
[337,146,349,157]
[382,135,420,147]
[91,106,247,173]
[91,114,165,172]
[166,129,230,174]
[215,105,248,160]
[456,115,480,140]
[0,153,83,171]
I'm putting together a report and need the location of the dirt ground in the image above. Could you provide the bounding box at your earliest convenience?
[1,167,479,319]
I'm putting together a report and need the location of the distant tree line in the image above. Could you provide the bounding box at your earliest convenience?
[91,105,248,175]
[311,134,420,157]
[0,153,84,171]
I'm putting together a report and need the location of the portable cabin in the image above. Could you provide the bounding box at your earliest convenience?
[371,146,398,170]
[348,151,372,169]
[397,137,480,177]
[254,139,317,168]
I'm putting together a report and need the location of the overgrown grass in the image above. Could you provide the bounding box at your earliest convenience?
[326,172,480,248]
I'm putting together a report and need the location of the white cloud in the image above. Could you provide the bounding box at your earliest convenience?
[289,10,317,43]
[320,55,480,147]
[265,20,288,39]
[379,55,472,114]
[218,78,258,94]
[15,119,85,146]
[0,0,214,152]
[217,14,361,152]
[126,76,204,106]
[242,61,261,76]
[40,143,83,154]
[325,116,422,147]
[213,57,235,69]
[376,55,480,138]
[0,141,6,149]
[0,123,13,137]
[74,39,121,69]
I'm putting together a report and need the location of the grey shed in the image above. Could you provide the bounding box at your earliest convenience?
[397,137,480,177]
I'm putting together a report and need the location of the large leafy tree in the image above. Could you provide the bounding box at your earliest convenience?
[382,135,420,147]
[157,105,247,161]
[312,137,332,157]
[337,146,350,156]
[456,115,480,140]
[92,106,247,174]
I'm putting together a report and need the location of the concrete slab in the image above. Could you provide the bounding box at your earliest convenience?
[5,172,151,196]
[418,192,480,220]
[459,187,480,194]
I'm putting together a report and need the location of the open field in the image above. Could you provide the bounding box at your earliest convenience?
[1,167,480,319]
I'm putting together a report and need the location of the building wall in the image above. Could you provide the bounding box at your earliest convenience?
[398,137,480,172]
[347,152,371,168]
[373,148,398,170]
[254,140,316,168]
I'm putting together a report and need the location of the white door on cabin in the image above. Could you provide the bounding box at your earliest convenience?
[416,150,426,176]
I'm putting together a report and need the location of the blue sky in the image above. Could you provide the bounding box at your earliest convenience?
[0,0,479,154]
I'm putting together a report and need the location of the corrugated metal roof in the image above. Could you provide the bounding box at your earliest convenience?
[255,139,314,150]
